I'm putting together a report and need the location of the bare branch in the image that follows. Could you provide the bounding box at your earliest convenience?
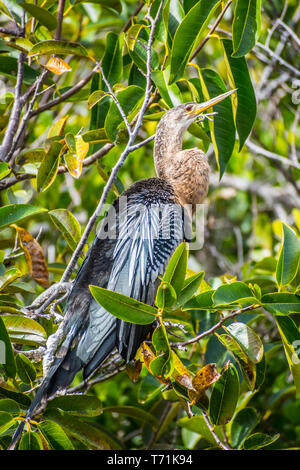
[55,0,66,40]
[0,52,25,162]
[247,140,300,171]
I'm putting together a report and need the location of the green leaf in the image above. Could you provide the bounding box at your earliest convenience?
[0,162,11,180]
[16,353,36,384]
[104,85,144,141]
[209,363,240,425]
[49,209,81,252]
[183,290,214,310]
[1,314,47,347]
[222,39,257,150]
[176,271,204,308]
[243,432,279,450]
[0,387,31,407]
[102,32,124,86]
[37,141,63,192]
[150,324,173,377]
[230,407,259,448]
[82,128,110,143]
[21,3,58,31]
[274,315,300,394]
[129,38,159,75]
[0,411,15,434]
[232,0,261,57]
[179,415,222,445]
[39,420,74,450]
[155,282,177,309]
[47,395,102,416]
[0,316,16,378]
[44,408,121,449]
[0,204,47,229]
[138,374,164,404]
[213,281,257,306]
[101,406,159,428]
[152,68,182,108]
[0,398,20,414]
[169,0,221,84]
[223,322,264,363]
[0,56,41,85]
[161,242,189,296]
[262,293,300,315]
[29,40,89,57]
[89,285,157,325]
[276,223,300,287]
[199,68,235,179]
[16,148,46,166]
[19,431,43,450]
[216,333,256,390]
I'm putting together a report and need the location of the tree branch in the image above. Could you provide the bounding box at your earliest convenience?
[54,0,66,40]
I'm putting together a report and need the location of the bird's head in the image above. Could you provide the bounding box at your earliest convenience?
[161,88,237,133]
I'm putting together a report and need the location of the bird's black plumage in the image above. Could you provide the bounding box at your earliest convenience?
[10,177,187,447]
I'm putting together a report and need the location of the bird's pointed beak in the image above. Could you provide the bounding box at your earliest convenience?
[191,89,237,117]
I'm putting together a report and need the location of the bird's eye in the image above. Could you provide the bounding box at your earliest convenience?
[185,104,193,112]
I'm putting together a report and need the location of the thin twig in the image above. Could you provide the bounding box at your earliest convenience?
[171,304,260,348]
[122,2,144,32]
[247,140,300,171]
[201,411,231,450]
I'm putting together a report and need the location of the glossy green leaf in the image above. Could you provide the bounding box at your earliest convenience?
[21,3,58,31]
[156,282,177,309]
[0,316,16,378]
[37,141,63,192]
[243,432,279,450]
[223,322,264,363]
[16,353,36,384]
[101,406,159,428]
[104,85,144,141]
[0,56,40,85]
[179,415,222,445]
[0,411,15,434]
[16,148,46,166]
[275,315,300,394]
[129,38,159,75]
[0,398,20,414]
[150,324,173,377]
[152,68,182,108]
[0,162,11,180]
[49,209,81,252]
[102,32,124,86]
[0,387,31,407]
[44,408,121,449]
[29,40,89,57]
[82,128,110,143]
[175,271,204,308]
[222,39,257,150]
[0,204,47,229]
[39,420,74,450]
[161,242,189,296]
[216,333,256,390]
[71,0,122,14]
[213,281,257,306]
[137,374,164,404]
[47,395,102,416]
[19,431,43,450]
[1,315,47,347]
[183,290,214,310]
[209,363,240,425]
[262,293,300,315]
[199,68,235,179]
[89,285,157,324]
[230,407,259,448]
[276,223,300,287]
[232,0,261,57]
[169,0,221,84]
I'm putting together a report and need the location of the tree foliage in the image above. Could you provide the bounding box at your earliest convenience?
[0,0,300,451]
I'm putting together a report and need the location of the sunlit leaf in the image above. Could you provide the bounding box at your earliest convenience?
[49,209,81,252]
[232,0,261,57]
[0,204,47,229]
[16,353,36,384]
[37,141,63,192]
[45,57,72,75]
[29,40,89,57]
[188,363,220,405]
[39,420,75,450]
[0,316,16,378]
[276,223,300,287]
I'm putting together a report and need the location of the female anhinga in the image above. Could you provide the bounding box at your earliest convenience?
[10,89,234,448]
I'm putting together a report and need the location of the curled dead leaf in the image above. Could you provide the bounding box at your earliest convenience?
[45,57,71,75]
[11,225,49,288]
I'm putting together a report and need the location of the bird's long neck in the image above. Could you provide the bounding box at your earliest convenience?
[154,118,185,180]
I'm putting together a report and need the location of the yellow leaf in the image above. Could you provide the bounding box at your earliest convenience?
[11,225,49,288]
[45,57,72,75]
[47,115,69,139]
[64,136,89,178]
[141,342,170,385]
[171,351,195,390]
[188,363,220,405]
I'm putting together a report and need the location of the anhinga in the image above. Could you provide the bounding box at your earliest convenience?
[10,89,235,448]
